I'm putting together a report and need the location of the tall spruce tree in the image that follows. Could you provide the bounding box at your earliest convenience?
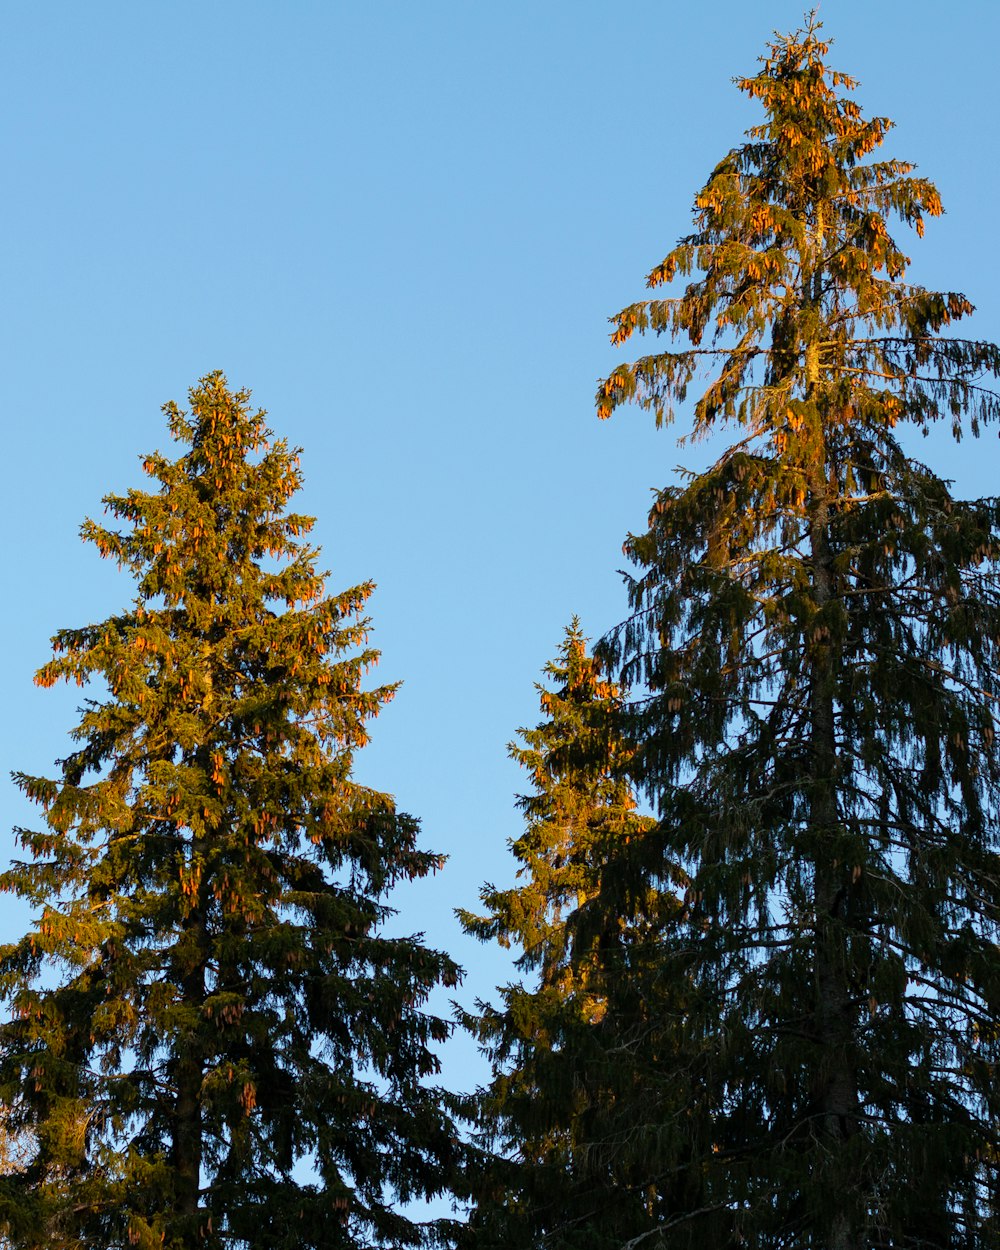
[595,17,1000,1250]
[0,373,459,1250]
[459,624,707,1249]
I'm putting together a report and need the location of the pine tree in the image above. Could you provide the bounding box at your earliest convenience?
[458,623,707,1249]
[596,16,1000,1249]
[0,373,460,1250]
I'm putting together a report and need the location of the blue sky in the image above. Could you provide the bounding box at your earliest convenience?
[3,0,999,1120]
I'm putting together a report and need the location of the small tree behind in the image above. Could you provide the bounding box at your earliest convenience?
[0,373,459,1250]
[459,623,707,1249]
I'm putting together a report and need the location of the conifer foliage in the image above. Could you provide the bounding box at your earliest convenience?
[460,624,703,1249]
[595,16,1000,1248]
[0,374,459,1250]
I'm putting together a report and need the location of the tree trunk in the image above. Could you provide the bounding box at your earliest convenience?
[174,1003,203,1225]
[804,206,861,1246]
[808,476,861,1250]
[173,820,207,1236]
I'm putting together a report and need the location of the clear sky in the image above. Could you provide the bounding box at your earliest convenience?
[2,0,999,1134]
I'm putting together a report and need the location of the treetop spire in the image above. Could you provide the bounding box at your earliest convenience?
[597,15,997,443]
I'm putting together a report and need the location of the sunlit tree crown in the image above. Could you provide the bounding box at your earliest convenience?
[599,12,998,443]
[593,16,1000,1248]
[0,373,459,1250]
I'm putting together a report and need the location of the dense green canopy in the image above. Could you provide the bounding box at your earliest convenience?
[592,16,1000,1248]
[0,374,459,1250]
[5,16,1000,1250]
